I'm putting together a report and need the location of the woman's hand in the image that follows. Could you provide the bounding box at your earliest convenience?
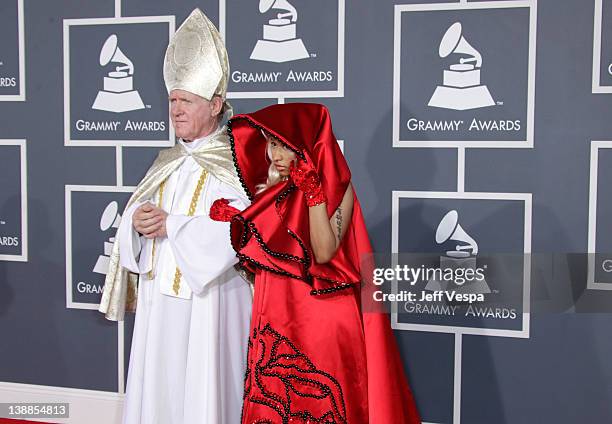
[289,160,327,207]
[210,198,240,222]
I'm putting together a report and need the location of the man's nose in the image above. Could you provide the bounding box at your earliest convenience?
[172,103,183,116]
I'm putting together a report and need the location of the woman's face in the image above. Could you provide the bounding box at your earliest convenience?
[268,137,296,176]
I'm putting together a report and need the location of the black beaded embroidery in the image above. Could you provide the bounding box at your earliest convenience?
[242,323,347,424]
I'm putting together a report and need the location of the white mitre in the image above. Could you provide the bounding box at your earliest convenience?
[163,8,229,101]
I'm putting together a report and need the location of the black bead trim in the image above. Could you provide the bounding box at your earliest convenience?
[227,116,306,203]
[228,117,358,297]
[274,183,297,205]
[233,218,357,296]
[272,183,313,270]
[249,220,307,265]
[232,214,252,249]
[236,252,305,282]
[227,118,255,202]
[308,282,355,296]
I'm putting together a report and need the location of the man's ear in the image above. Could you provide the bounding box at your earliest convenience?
[211,96,223,117]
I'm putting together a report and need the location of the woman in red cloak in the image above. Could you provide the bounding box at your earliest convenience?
[211,103,420,423]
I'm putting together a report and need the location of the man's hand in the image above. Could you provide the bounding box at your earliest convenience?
[133,202,169,239]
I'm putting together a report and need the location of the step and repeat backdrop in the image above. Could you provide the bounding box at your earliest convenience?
[1,0,612,423]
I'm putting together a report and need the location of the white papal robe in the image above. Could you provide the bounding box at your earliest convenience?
[118,135,252,424]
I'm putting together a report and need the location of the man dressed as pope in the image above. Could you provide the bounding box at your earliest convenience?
[98,9,252,424]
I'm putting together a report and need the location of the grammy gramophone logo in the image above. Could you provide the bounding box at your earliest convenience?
[425,209,491,294]
[92,34,145,113]
[428,22,495,111]
[250,0,310,63]
[92,201,121,275]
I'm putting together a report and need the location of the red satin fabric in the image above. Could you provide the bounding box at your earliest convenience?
[228,103,420,423]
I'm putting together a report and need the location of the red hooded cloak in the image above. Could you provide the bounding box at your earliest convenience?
[227,103,420,424]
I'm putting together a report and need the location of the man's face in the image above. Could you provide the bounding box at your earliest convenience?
[169,89,219,141]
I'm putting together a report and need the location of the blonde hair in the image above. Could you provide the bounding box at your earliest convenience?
[255,131,295,194]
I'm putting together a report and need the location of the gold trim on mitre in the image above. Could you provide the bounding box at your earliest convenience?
[163,8,229,101]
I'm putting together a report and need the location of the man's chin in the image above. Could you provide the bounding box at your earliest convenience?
[174,129,192,141]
